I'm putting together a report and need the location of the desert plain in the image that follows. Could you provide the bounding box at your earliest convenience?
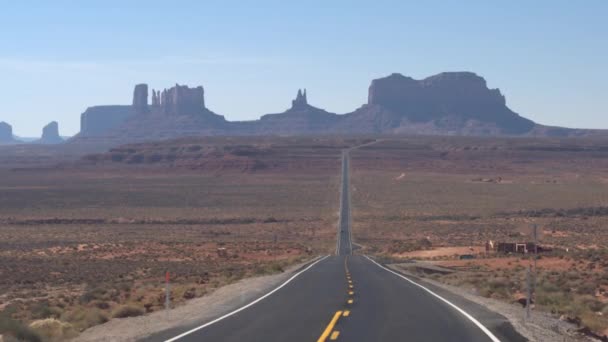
[1,135,608,340]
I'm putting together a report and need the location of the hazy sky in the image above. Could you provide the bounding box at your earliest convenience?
[1,0,606,136]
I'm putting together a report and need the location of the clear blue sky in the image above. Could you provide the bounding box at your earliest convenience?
[1,0,606,136]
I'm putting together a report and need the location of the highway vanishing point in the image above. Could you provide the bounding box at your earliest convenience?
[147,150,526,342]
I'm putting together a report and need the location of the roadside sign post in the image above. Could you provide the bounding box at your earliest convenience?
[165,271,170,311]
[525,265,531,320]
[533,224,538,303]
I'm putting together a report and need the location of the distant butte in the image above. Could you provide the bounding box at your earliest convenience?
[38,121,64,144]
[66,72,604,146]
[0,121,17,144]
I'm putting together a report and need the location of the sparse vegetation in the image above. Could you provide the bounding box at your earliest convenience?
[0,137,348,338]
[111,305,144,319]
[350,137,608,338]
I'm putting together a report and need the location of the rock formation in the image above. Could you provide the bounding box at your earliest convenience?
[291,89,308,109]
[80,105,134,136]
[352,72,535,135]
[73,72,604,145]
[38,121,64,144]
[151,89,161,107]
[256,89,339,134]
[159,84,206,116]
[132,84,149,114]
[0,121,15,143]
[78,84,215,139]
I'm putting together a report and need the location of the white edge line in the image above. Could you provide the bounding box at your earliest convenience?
[164,255,330,342]
[364,255,501,342]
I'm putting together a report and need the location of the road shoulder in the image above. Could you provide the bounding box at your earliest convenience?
[386,262,588,342]
[73,256,324,342]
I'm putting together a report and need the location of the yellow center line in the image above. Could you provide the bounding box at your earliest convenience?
[347,299,354,304]
[330,331,340,340]
[317,311,343,342]
[342,310,350,317]
[348,291,354,295]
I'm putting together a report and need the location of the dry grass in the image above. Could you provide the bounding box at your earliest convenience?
[350,136,608,338]
[0,137,349,340]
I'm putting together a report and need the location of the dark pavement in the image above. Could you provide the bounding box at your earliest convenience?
[146,151,525,342]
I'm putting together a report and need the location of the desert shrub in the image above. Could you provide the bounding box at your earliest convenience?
[29,318,77,342]
[61,307,108,331]
[538,279,560,293]
[80,287,108,303]
[31,301,63,320]
[575,282,597,296]
[90,300,110,310]
[536,291,571,313]
[0,314,41,342]
[580,296,604,312]
[580,311,608,334]
[111,305,144,318]
[477,277,512,299]
[253,262,284,276]
[268,262,285,273]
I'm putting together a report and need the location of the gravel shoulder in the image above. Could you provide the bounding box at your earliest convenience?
[388,262,591,342]
[74,256,323,342]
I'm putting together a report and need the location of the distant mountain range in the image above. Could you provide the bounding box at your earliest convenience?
[2,72,604,147]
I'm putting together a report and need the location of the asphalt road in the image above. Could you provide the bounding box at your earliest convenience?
[336,150,353,256]
[147,151,525,342]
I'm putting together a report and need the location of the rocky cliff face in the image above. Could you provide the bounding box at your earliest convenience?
[155,84,205,116]
[132,84,149,114]
[362,72,534,134]
[0,121,15,143]
[78,84,213,139]
[95,83,226,143]
[80,105,134,136]
[39,121,63,144]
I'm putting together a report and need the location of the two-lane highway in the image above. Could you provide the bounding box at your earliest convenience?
[336,150,352,256]
[147,149,525,342]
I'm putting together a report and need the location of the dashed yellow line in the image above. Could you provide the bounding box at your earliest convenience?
[318,256,355,341]
[317,311,343,342]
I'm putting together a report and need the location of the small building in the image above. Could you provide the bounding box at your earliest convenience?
[495,242,551,254]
